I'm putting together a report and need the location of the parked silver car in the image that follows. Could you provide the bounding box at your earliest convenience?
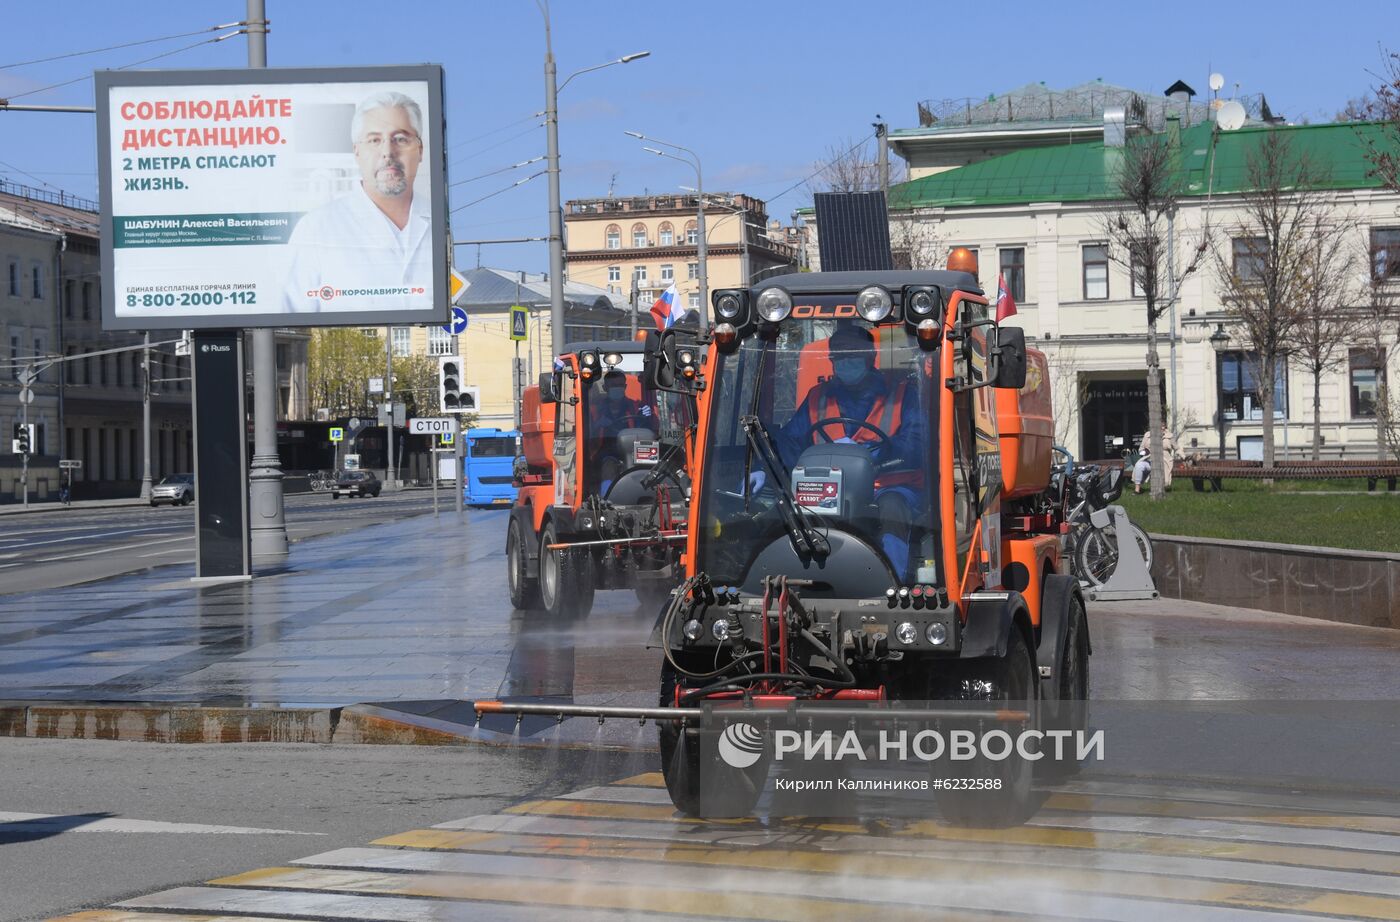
[150,473,195,507]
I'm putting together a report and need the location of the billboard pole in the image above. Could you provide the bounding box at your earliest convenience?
[246,0,289,562]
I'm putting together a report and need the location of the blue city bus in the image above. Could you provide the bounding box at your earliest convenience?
[463,427,520,506]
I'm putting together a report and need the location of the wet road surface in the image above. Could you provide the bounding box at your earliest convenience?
[0,490,446,595]
[3,509,1399,919]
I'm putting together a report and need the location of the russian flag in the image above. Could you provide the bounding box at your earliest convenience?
[649,283,684,331]
[995,273,1018,323]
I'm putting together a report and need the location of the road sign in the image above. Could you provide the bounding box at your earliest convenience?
[442,306,468,335]
[18,387,33,405]
[348,417,362,430]
[344,453,360,470]
[510,305,528,341]
[409,417,459,436]
[329,427,345,443]
[17,366,37,387]
[59,459,83,469]
[440,431,454,445]
[450,268,469,306]
[368,377,384,395]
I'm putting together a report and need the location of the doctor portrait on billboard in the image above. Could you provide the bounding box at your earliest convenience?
[282,90,432,312]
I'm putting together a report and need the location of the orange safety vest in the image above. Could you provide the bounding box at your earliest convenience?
[809,379,907,444]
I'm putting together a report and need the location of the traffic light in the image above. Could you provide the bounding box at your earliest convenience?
[439,355,463,413]
[13,423,32,455]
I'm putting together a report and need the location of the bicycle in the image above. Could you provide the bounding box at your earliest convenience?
[1053,447,1153,586]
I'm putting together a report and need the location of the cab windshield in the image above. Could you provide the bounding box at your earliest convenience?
[698,312,939,585]
[580,367,694,497]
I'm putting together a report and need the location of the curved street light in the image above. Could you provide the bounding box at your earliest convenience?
[539,1,649,351]
[626,130,708,331]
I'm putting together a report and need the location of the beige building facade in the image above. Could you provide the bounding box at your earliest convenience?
[565,192,800,318]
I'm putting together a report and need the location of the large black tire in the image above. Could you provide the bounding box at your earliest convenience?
[935,624,1039,828]
[1039,591,1089,780]
[539,522,594,619]
[506,517,540,610]
[658,661,767,818]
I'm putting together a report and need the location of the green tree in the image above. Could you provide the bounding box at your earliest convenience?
[308,328,383,418]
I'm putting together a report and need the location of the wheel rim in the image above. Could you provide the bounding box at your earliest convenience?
[540,529,558,607]
[508,525,523,596]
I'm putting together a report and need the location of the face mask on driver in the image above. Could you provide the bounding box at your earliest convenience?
[832,357,869,386]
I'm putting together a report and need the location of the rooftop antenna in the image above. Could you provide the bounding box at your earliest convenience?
[607,172,617,197]
[1217,100,1247,131]
[1208,72,1224,124]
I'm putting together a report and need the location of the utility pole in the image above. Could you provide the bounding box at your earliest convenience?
[543,13,566,359]
[384,329,396,490]
[140,332,153,499]
[630,269,640,337]
[874,117,889,196]
[246,0,288,561]
[20,365,31,510]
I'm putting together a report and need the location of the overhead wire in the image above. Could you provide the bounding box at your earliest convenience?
[450,170,546,215]
[0,23,240,71]
[3,29,244,101]
[449,156,545,189]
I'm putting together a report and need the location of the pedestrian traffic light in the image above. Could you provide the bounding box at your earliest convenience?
[439,355,464,413]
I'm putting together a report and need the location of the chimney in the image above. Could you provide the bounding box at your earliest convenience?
[1164,80,1197,129]
[1103,106,1126,148]
[1166,114,1181,148]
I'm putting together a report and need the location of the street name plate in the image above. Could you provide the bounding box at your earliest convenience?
[410,417,459,435]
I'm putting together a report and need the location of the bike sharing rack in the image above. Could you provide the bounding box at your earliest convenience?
[1081,505,1159,602]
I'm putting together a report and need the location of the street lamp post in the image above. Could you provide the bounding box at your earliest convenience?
[626,132,708,331]
[1209,323,1230,460]
[539,2,648,351]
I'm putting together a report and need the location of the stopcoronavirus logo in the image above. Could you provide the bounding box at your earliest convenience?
[318,286,336,301]
[718,722,765,769]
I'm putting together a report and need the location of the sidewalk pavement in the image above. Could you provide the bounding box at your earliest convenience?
[0,496,149,515]
[0,507,661,745]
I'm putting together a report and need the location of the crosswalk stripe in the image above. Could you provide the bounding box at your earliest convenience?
[1057,779,1400,818]
[295,842,1400,914]
[1043,793,1400,834]
[48,913,301,922]
[207,866,1017,922]
[427,807,1400,876]
[116,886,677,921]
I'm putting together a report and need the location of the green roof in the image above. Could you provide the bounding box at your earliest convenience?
[888,121,1390,210]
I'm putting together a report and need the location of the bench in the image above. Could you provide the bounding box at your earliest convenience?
[1174,459,1400,492]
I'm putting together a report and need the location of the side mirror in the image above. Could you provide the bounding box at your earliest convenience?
[643,328,697,394]
[992,326,1027,389]
[537,372,558,404]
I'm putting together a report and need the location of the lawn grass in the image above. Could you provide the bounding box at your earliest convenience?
[1119,482,1400,554]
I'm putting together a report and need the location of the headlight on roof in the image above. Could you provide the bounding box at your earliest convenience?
[856,286,893,322]
[755,287,792,323]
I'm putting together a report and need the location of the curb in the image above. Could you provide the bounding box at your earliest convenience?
[0,701,654,752]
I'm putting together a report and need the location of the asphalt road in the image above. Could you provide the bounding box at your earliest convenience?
[0,737,646,922]
[0,490,446,595]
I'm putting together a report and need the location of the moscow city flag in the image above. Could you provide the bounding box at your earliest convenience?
[995,273,1018,323]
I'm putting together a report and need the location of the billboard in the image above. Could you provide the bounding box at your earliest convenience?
[95,65,447,330]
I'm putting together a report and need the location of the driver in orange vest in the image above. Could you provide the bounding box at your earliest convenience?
[765,323,923,568]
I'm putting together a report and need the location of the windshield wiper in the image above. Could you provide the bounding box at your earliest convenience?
[740,415,830,559]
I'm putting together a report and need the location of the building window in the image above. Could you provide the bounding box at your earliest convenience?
[607,265,621,283]
[999,247,1025,302]
[359,328,377,338]
[660,263,674,282]
[8,336,17,380]
[100,354,108,387]
[1082,244,1108,300]
[115,350,124,387]
[1350,349,1384,417]
[7,261,17,297]
[685,221,698,245]
[605,224,621,249]
[32,337,43,381]
[687,261,699,280]
[427,326,452,356]
[83,353,91,386]
[1371,227,1400,279]
[66,347,75,384]
[659,222,674,246]
[1130,253,1148,298]
[81,282,92,319]
[391,327,411,357]
[64,280,73,318]
[31,265,42,299]
[688,293,700,310]
[1232,236,1267,283]
[633,265,647,283]
[132,352,141,388]
[1221,351,1288,420]
[632,223,648,248]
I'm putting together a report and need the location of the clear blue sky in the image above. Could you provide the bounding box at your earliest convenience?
[1,0,1392,273]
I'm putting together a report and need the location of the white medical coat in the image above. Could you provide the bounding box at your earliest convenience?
[282,183,433,313]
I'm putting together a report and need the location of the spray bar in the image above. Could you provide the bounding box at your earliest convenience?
[473,700,1029,724]
[547,533,687,550]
